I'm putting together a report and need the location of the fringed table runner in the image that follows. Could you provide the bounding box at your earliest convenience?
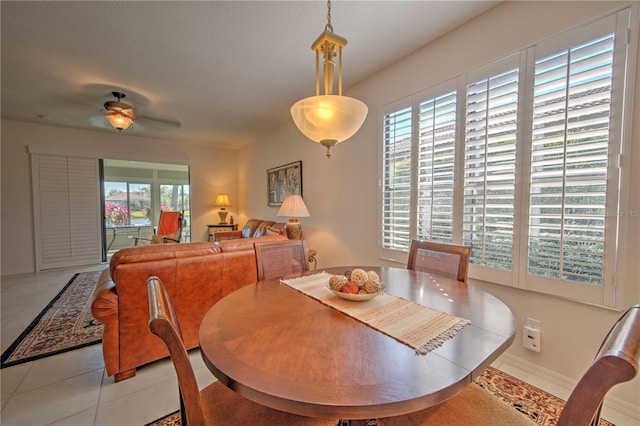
[281,271,470,355]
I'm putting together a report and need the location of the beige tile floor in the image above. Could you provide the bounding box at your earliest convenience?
[1,265,636,425]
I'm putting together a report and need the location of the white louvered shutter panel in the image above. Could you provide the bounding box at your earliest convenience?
[33,154,101,270]
[417,91,456,242]
[381,106,412,251]
[463,65,519,277]
[528,34,614,285]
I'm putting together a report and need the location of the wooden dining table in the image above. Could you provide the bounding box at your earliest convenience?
[199,266,516,421]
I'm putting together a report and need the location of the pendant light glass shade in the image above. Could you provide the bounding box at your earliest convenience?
[291,95,367,156]
[106,113,133,131]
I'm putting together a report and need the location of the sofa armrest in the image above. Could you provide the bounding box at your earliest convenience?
[91,269,120,377]
[92,269,118,324]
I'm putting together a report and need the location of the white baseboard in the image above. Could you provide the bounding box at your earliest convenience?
[499,353,640,422]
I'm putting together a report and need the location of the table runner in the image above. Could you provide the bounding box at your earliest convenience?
[281,271,470,355]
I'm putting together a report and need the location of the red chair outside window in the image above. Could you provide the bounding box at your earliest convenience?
[133,211,184,245]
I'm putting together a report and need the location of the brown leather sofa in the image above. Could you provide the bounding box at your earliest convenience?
[213,218,287,241]
[91,236,287,382]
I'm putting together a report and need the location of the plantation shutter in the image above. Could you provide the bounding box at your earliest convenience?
[528,35,613,284]
[381,105,412,251]
[417,91,457,242]
[522,11,626,305]
[463,56,520,285]
[32,153,101,270]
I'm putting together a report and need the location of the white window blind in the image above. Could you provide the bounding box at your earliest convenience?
[381,106,413,251]
[528,34,614,285]
[32,153,101,270]
[417,91,457,242]
[463,66,519,274]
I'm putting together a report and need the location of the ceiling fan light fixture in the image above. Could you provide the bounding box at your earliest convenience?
[104,91,134,131]
[291,0,368,158]
[105,112,133,131]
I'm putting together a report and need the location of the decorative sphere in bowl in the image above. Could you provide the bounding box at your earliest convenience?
[327,279,385,302]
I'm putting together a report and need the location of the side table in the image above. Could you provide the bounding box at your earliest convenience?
[207,224,238,242]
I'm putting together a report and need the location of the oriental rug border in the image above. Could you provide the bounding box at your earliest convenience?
[1,270,104,368]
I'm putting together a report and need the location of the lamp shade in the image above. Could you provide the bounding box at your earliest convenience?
[291,95,368,146]
[214,194,230,207]
[277,195,310,218]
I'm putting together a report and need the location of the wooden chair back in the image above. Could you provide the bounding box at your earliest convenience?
[255,239,309,281]
[406,240,471,283]
[556,304,640,426]
[147,276,206,426]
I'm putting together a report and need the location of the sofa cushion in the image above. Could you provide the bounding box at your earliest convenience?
[265,226,281,236]
[253,221,275,237]
[241,219,265,238]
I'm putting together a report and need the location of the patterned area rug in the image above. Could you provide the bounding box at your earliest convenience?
[475,367,612,426]
[1,270,104,368]
[145,367,614,426]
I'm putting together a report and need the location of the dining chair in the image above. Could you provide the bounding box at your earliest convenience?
[378,304,640,426]
[555,304,639,425]
[133,210,184,245]
[147,276,337,426]
[255,239,309,281]
[406,240,471,283]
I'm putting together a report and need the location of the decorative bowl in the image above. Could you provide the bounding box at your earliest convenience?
[327,283,386,302]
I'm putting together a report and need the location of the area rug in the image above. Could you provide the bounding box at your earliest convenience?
[1,270,104,368]
[145,367,613,426]
[474,367,612,426]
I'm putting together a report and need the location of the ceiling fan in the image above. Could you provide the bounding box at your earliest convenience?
[101,91,181,132]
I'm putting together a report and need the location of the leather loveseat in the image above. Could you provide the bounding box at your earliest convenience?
[91,236,287,382]
[212,218,287,241]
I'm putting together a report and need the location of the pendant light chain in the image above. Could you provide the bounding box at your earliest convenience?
[325,0,333,33]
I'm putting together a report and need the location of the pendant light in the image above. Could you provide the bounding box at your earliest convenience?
[291,0,368,158]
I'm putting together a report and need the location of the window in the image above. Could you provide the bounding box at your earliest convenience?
[160,184,189,213]
[102,160,190,253]
[380,7,635,307]
[104,182,152,226]
[417,90,457,243]
[463,63,519,276]
[382,105,412,251]
[527,34,614,285]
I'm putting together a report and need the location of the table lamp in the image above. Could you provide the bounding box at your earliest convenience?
[277,195,310,240]
[215,194,230,224]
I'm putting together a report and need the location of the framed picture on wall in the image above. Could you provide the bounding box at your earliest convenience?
[267,161,302,206]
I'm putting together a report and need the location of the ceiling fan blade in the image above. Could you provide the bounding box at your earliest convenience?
[135,114,182,129]
[89,114,113,129]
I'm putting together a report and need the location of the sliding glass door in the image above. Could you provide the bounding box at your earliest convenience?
[102,160,190,257]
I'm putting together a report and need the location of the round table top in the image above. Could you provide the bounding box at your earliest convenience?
[199,266,516,420]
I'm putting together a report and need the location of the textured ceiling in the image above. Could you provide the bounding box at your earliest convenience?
[1,1,500,149]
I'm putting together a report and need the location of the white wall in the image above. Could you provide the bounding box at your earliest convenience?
[1,119,238,275]
[238,1,639,411]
